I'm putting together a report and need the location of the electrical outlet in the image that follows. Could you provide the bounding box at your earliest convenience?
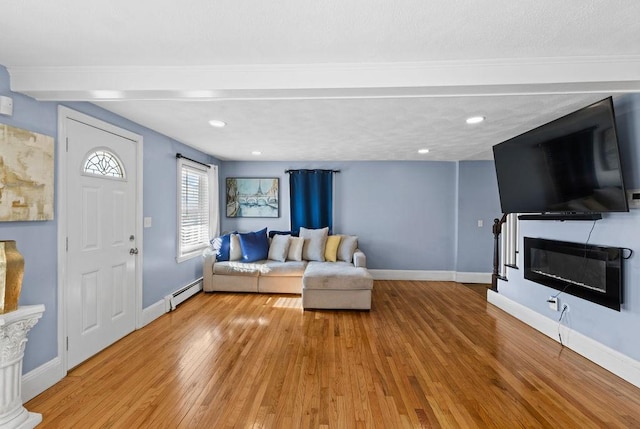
[627,189,640,209]
[547,296,559,311]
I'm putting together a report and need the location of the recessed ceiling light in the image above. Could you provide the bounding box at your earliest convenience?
[418,149,430,154]
[466,116,485,124]
[251,151,262,156]
[208,119,226,128]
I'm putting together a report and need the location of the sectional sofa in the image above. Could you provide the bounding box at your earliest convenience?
[202,227,374,310]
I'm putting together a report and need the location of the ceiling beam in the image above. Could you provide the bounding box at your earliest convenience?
[8,55,640,101]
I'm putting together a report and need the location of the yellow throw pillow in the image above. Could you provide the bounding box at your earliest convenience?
[324,235,342,262]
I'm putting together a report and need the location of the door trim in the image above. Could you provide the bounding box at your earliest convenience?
[57,106,144,372]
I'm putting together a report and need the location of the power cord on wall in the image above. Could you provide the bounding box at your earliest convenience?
[554,220,593,349]
[557,304,568,347]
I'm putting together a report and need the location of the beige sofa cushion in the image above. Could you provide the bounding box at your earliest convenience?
[213,260,308,278]
[229,234,243,261]
[260,261,308,277]
[268,234,290,262]
[337,235,358,263]
[300,227,328,261]
[287,237,304,261]
[213,261,264,276]
[303,262,373,290]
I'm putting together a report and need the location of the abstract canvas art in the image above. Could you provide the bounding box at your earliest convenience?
[0,124,54,221]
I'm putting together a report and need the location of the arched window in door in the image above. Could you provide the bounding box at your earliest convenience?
[83,149,125,179]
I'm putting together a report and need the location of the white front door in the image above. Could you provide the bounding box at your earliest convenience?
[65,117,138,369]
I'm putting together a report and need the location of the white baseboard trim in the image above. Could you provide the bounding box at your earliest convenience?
[142,279,204,327]
[487,290,640,389]
[454,272,492,284]
[141,299,167,327]
[368,270,491,283]
[22,357,64,403]
[164,278,203,312]
[369,269,454,281]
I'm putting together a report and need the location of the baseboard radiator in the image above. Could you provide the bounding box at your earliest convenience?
[164,278,203,312]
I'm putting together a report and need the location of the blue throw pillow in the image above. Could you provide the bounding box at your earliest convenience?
[211,232,237,261]
[238,228,269,262]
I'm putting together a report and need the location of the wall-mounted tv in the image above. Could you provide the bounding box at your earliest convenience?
[493,97,628,215]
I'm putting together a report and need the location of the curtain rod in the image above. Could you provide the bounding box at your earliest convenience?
[285,169,340,174]
[176,153,211,169]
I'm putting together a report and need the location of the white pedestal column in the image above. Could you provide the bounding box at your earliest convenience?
[0,305,45,429]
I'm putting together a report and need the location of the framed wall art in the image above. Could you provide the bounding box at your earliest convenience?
[226,177,279,218]
[0,123,54,221]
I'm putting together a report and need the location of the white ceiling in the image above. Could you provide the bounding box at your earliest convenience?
[1,0,640,161]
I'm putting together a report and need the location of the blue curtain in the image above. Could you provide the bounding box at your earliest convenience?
[289,169,333,234]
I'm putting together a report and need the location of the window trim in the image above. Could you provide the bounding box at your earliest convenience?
[176,158,210,263]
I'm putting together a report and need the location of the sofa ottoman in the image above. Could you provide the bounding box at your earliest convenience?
[302,261,374,310]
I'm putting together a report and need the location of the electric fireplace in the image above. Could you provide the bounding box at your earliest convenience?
[524,237,623,311]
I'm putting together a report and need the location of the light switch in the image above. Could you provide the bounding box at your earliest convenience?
[0,96,13,117]
[477,220,483,227]
[144,217,152,228]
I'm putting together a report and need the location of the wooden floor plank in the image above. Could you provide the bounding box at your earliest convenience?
[27,280,640,428]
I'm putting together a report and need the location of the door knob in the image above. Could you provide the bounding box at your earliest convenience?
[129,248,139,255]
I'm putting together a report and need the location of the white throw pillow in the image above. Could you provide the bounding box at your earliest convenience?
[287,237,304,261]
[229,234,243,261]
[337,235,358,263]
[268,234,291,262]
[299,227,329,261]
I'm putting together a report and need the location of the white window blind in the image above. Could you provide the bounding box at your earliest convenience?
[177,158,210,262]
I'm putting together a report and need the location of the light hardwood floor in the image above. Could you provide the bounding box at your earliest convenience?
[27,281,640,428]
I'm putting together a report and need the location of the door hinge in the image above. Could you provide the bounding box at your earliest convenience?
[66,237,68,252]
[66,137,69,152]
[66,337,69,351]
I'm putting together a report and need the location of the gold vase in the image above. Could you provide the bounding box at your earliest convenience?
[0,241,24,314]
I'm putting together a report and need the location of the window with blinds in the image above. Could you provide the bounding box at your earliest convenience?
[177,158,210,262]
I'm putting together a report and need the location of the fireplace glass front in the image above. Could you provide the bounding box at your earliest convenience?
[524,237,623,311]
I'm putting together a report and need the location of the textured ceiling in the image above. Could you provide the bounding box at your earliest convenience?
[94,94,608,161]
[1,0,640,161]
[2,1,640,66]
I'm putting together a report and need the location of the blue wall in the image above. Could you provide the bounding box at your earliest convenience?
[1,59,503,376]
[497,94,640,362]
[220,160,498,271]
[0,67,58,375]
[5,58,638,379]
[456,161,501,272]
[0,65,217,373]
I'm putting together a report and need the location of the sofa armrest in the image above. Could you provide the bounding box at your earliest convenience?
[353,249,367,268]
[202,253,216,292]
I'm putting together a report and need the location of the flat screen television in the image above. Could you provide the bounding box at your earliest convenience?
[493,97,628,215]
